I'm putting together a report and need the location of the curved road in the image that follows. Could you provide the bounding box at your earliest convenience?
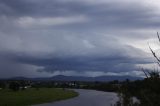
[33,89,119,106]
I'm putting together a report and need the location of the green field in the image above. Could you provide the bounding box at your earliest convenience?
[0,88,78,106]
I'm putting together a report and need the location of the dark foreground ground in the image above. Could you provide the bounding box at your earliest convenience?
[33,89,119,106]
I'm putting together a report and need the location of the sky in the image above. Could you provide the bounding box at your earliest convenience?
[0,0,160,78]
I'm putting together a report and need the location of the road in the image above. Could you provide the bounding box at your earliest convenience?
[33,89,119,106]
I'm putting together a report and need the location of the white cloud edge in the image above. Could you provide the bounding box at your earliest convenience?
[15,15,89,28]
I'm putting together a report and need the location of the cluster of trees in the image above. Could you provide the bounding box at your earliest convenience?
[114,32,160,106]
[0,80,31,91]
[114,71,160,106]
[0,80,121,91]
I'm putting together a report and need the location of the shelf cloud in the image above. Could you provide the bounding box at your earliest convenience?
[0,0,159,78]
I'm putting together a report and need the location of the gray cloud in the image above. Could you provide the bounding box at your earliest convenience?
[0,0,159,77]
[0,0,160,29]
[13,44,153,73]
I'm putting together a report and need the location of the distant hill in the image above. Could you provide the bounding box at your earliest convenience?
[8,75,143,81]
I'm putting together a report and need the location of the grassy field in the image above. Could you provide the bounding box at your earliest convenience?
[0,88,78,106]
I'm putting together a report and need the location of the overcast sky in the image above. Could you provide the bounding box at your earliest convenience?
[0,0,160,78]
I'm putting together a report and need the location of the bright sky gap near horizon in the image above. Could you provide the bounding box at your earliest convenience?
[1,0,160,78]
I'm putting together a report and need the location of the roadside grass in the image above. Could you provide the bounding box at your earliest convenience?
[0,88,78,106]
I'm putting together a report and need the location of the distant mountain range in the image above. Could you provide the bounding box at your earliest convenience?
[7,75,143,82]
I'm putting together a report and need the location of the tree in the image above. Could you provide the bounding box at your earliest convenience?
[139,32,160,106]
[9,81,20,91]
[141,32,160,80]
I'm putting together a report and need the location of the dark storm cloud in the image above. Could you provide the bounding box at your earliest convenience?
[0,0,89,17]
[0,0,160,29]
[0,52,47,78]
[13,45,153,74]
[0,0,158,77]
[0,0,33,16]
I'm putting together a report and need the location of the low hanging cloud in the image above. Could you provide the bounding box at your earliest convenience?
[0,0,159,78]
